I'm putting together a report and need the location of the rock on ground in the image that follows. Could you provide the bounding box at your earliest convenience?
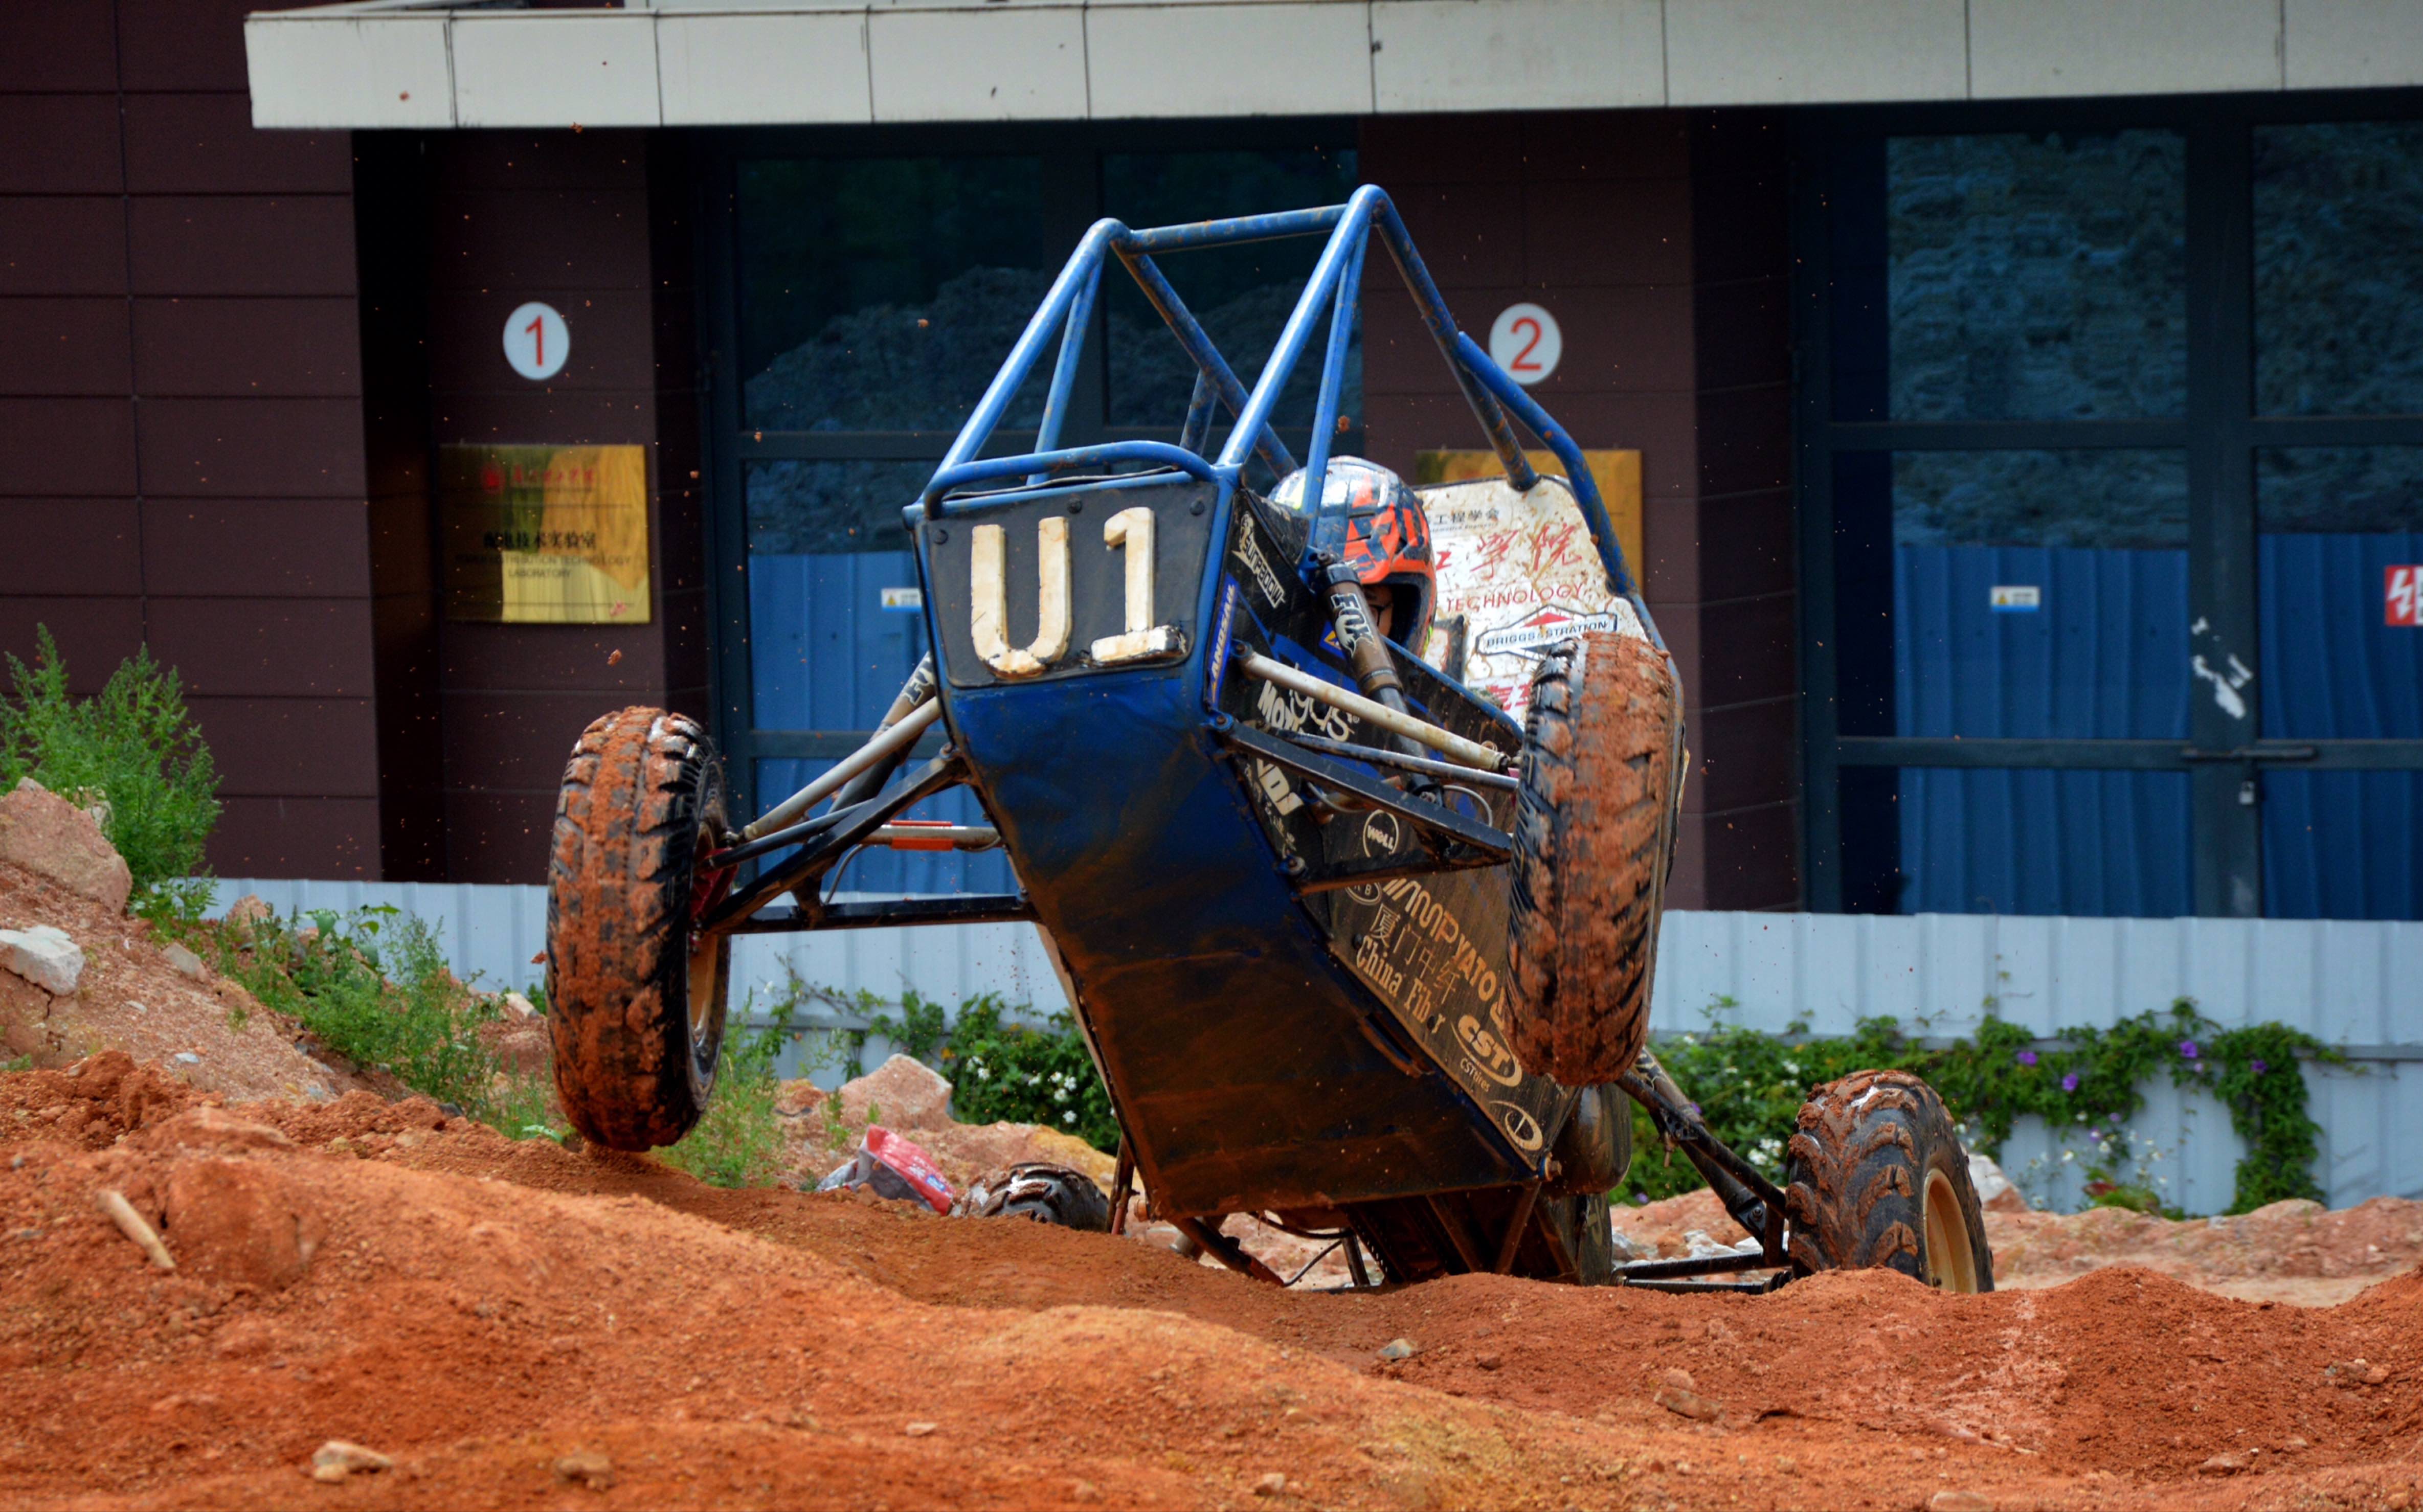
[0,779,131,915]
[1969,1150,2028,1213]
[0,864,358,1102]
[835,1054,954,1130]
[0,924,83,995]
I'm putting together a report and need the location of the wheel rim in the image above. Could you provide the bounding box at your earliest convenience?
[1921,1168,1983,1293]
[686,820,728,1070]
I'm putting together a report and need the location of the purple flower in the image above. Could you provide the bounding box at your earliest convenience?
[2251,1058,2269,1076]
[2061,1073,2079,1093]
[2016,1049,2039,1066]
[2086,1127,2101,1140]
[1633,1192,1650,1205]
[2179,1040,2201,1059]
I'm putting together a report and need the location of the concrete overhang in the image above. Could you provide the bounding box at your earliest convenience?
[244,0,2423,130]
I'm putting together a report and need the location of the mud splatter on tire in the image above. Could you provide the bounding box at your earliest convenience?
[1505,630,1681,1086]
[1785,1069,1995,1292]
[545,708,732,1150]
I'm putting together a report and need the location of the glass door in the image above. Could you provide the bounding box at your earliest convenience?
[1798,103,2423,919]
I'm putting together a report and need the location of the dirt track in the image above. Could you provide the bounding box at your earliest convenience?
[5,1056,2420,1511]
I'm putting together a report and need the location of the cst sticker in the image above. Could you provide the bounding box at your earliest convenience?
[1454,1012,1524,1088]
[881,586,924,612]
[1990,585,2041,613]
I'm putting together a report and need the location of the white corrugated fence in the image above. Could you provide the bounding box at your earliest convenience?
[209,880,2421,1211]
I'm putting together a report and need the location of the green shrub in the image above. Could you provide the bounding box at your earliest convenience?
[1629,999,2339,1217]
[945,998,1118,1152]
[825,987,1119,1154]
[659,999,813,1189]
[0,627,220,920]
[205,905,556,1135]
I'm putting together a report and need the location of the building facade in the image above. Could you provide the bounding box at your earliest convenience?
[4,0,2418,920]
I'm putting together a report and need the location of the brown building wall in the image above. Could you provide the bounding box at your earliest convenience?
[1360,111,1801,910]
[0,0,384,877]
[414,132,708,884]
[1,16,1793,899]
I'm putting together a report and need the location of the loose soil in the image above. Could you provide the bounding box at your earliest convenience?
[1618,1186,2423,1309]
[6,1056,2420,1512]
[0,866,364,1105]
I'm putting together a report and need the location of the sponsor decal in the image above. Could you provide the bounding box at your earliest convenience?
[1232,520,1287,608]
[1254,677,1355,743]
[1206,579,1240,706]
[1490,1100,1546,1153]
[1359,810,1403,860]
[1474,605,1626,657]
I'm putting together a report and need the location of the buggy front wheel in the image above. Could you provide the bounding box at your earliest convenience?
[545,707,734,1150]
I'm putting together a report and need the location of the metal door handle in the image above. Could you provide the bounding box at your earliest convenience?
[2179,744,2318,762]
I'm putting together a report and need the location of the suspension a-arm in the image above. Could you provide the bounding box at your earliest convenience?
[1615,1048,1791,1269]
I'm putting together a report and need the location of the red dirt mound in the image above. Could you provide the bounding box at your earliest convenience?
[5,1060,2421,1511]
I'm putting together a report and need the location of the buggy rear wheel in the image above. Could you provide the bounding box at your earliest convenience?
[545,707,734,1150]
[1783,1070,1993,1292]
[1505,630,1683,1086]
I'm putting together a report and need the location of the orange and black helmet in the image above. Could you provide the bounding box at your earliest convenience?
[1271,457,1435,646]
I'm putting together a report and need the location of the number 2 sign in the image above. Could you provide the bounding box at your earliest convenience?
[1488,302,1562,387]
[503,302,570,381]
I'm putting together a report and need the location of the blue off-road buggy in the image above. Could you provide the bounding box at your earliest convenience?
[544,188,1994,1295]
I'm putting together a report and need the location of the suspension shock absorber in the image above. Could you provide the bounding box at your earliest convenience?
[1314,552,1439,794]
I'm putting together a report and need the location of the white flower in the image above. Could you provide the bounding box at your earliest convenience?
[1782,1061,1802,1077]
[1063,1111,1076,1124]
[2060,1149,2076,1163]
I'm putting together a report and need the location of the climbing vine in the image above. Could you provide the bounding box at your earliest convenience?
[1631,1000,2341,1217]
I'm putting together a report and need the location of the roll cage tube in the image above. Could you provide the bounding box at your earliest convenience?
[906,186,1647,616]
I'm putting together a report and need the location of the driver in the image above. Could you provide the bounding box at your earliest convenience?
[1270,457,1436,647]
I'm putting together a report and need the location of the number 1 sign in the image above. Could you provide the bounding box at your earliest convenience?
[503,302,570,381]
[1488,303,1562,387]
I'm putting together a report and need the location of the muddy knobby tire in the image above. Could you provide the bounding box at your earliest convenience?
[1506,630,1682,1086]
[1784,1070,1994,1292]
[546,707,733,1150]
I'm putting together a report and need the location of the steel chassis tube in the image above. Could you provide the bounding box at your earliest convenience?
[1236,651,1508,772]
[822,655,938,816]
[741,697,941,841]
[1616,1049,1791,1267]
[919,190,1558,530]
[1266,729,1520,792]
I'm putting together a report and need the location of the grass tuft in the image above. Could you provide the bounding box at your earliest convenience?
[0,627,221,921]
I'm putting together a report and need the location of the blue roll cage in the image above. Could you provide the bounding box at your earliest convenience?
[905,184,1649,619]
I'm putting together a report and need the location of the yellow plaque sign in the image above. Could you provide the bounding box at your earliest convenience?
[440,444,652,624]
[1412,448,1644,594]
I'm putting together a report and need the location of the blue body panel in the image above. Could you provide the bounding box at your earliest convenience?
[806,189,1671,1219]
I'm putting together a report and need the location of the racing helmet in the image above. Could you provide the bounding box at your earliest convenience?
[1270,457,1435,647]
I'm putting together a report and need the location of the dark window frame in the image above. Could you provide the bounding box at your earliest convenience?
[1791,88,2423,918]
[690,120,1361,816]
